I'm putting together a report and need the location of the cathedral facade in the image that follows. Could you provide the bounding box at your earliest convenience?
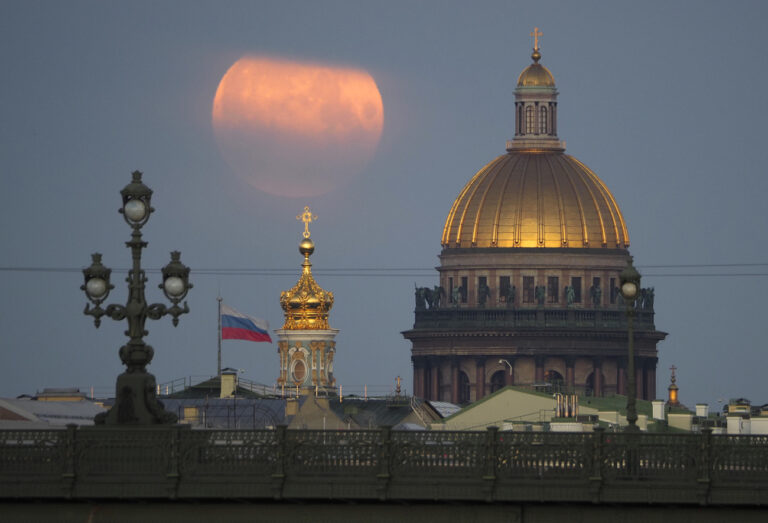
[403,37,666,404]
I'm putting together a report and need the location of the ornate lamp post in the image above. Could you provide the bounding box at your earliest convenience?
[619,257,641,432]
[82,171,192,425]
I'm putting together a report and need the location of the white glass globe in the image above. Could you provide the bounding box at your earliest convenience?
[124,199,147,222]
[621,281,638,300]
[86,278,107,299]
[164,276,185,297]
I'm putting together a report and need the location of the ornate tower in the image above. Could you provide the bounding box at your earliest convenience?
[404,30,666,404]
[276,207,338,393]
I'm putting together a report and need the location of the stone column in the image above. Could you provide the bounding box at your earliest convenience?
[617,357,626,396]
[534,355,545,383]
[647,358,657,400]
[636,364,644,400]
[430,360,440,401]
[451,359,459,404]
[565,357,575,392]
[475,358,486,400]
[413,357,425,399]
[593,358,603,398]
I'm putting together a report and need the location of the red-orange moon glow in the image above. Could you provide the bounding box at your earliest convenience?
[212,56,384,197]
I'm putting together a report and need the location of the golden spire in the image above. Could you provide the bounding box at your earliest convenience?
[530,27,543,63]
[280,206,334,330]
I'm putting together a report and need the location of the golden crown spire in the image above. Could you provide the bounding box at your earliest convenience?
[280,207,334,330]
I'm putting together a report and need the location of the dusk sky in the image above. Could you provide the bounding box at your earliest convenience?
[2,1,768,409]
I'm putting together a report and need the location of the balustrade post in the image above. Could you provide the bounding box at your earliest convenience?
[166,425,185,499]
[483,426,499,502]
[377,425,392,500]
[589,427,605,503]
[62,424,77,498]
[697,428,712,505]
[272,425,288,500]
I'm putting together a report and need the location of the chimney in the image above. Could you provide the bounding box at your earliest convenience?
[695,404,709,418]
[220,368,237,398]
[652,400,665,421]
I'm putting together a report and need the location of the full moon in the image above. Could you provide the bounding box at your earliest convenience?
[212,56,384,197]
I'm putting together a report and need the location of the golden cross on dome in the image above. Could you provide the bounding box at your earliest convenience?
[297,206,317,238]
[530,27,542,51]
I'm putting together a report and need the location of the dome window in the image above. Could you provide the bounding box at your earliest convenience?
[525,106,535,134]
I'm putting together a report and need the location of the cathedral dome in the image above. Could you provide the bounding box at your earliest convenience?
[517,60,555,88]
[442,35,628,250]
[441,152,629,249]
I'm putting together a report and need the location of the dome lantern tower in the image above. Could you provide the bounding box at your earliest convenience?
[508,27,564,153]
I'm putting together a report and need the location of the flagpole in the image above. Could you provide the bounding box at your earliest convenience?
[217,296,222,377]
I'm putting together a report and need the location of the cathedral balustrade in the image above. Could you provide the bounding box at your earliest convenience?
[412,307,656,331]
[1,426,767,505]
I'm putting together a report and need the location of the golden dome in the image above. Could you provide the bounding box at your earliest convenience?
[441,152,629,249]
[517,62,555,88]
[280,213,334,330]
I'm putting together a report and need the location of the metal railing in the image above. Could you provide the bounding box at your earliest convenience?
[412,307,656,331]
[1,426,767,504]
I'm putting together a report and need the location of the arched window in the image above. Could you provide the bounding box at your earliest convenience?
[544,369,564,393]
[525,106,534,134]
[490,370,506,393]
[516,105,523,135]
[539,106,548,134]
[458,371,471,404]
[585,372,594,397]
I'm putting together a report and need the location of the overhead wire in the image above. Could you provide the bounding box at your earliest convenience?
[1,263,768,278]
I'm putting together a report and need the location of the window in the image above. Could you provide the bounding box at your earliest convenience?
[610,277,617,304]
[516,105,523,135]
[571,277,582,303]
[490,370,506,393]
[458,371,471,404]
[499,276,511,303]
[461,276,468,303]
[449,277,454,303]
[547,276,559,303]
[539,106,548,134]
[525,106,534,134]
[523,276,535,303]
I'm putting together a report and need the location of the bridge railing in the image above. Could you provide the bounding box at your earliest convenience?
[1,426,767,504]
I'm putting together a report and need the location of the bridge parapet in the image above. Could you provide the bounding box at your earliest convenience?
[1,426,767,505]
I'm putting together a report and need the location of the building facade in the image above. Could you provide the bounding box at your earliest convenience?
[403,39,666,404]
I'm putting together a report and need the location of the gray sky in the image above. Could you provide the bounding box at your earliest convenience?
[2,1,767,409]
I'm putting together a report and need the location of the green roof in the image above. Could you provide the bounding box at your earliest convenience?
[579,394,653,417]
[439,387,660,424]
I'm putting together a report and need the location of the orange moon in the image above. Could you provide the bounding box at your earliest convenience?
[212,56,384,197]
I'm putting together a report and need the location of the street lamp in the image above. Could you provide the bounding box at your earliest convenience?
[619,256,641,432]
[82,170,192,425]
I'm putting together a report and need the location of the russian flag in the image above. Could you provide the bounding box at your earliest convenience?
[221,304,272,343]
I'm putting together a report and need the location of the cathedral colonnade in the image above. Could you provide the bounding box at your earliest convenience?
[412,355,658,403]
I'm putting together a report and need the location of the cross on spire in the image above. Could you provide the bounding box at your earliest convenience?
[670,365,677,383]
[297,206,317,239]
[530,27,543,51]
